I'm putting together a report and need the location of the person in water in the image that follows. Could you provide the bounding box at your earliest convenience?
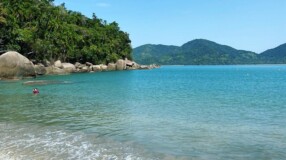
[33,88,39,94]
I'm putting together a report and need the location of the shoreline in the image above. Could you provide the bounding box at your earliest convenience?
[0,51,160,80]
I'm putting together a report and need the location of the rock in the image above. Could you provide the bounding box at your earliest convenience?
[125,58,134,68]
[75,62,82,68]
[107,63,116,71]
[89,66,93,72]
[127,62,140,70]
[92,65,102,72]
[139,65,150,69]
[86,62,93,66]
[134,62,141,69]
[150,64,160,69]
[54,60,63,69]
[74,62,87,72]
[42,59,51,67]
[62,63,76,73]
[0,51,36,79]
[126,62,134,67]
[101,64,108,71]
[116,59,126,70]
[45,66,67,75]
[34,63,47,75]
[80,66,89,72]
[138,64,160,70]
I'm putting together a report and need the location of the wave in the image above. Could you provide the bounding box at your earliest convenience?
[0,122,163,160]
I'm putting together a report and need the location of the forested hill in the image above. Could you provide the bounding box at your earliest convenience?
[0,0,132,64]
[133,39,285,65]
[132,44,181,65]
[133,39,259,65]
[260,43,286,64]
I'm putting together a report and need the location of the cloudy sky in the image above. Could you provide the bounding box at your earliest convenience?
[54,0,286,53]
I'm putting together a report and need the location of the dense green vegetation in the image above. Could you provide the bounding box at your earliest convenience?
[0,0,132,64]
[132,44,181,65]
[260,43,286,64]
[133,39,286,65]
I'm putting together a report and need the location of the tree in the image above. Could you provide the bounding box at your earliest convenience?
[0,0,132,64]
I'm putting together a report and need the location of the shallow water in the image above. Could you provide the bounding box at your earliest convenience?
[1,65,286,160]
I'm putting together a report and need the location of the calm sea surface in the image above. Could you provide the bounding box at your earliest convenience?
[0,65,286,160]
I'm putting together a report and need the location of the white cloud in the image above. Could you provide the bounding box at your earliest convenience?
[96,2,110,7]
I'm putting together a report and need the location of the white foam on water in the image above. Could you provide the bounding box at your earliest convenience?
[0,122,161,160]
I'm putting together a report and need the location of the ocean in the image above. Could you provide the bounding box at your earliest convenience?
[0,65,286,160]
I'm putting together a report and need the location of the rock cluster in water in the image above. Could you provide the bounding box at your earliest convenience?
[0,51,159,80]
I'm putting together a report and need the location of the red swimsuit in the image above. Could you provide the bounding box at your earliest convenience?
[33,90,39,94]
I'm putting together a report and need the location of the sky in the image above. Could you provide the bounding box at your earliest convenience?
[54,0,286,53]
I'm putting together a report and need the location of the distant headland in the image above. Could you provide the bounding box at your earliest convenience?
[132,39,286,65]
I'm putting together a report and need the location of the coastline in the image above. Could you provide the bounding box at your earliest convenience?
[0,51,160,80]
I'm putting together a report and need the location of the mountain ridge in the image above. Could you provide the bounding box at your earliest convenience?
[132,39,285,65]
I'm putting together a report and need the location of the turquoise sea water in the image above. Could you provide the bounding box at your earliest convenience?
[0,65,286,160]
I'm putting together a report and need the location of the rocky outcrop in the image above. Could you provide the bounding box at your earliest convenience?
[139,64,160,70]
[34,63,46,75]
[0,51,160,80]
[81,66,90,72]
[107,63,116,71]
[43,58,159,75]
[54,60,63,69]
[50,59,159,74]
[126,61,140,70]
[42,60,51,67]
[74,62,82,68]
[0,51,36,79]
[116,59,126,70]
[101,64,108,71]
[62,63,76,73]
[86,62,93,67]
[45,66,67,75]
[44,61,75,75]
[92,65,102,72]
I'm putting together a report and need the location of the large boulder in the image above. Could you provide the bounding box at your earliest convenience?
[116,59,126,70]
[80,66,89,72]
[54,60,63,69]
[0,51,36,79]
[92,65,102,72]
[100,64,108,71]
[62,63,76,73]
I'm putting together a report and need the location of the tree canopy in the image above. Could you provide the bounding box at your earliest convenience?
[0,0,132,64]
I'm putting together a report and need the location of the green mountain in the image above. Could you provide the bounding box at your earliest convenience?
[133,39,286,65]
[260,43,286,64]
[131,44,180,64]
[179,39,259,65]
